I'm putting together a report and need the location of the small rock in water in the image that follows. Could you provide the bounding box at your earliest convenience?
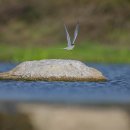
[0,59,106,81]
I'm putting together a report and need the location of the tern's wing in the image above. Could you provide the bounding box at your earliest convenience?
[72,23,79,45]
[64,24,71,47]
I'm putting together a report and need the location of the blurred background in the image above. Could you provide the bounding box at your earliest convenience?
[0,1,130,130]
[0,0,130,62]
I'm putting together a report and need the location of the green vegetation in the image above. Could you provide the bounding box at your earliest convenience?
[0,42,129,63]
[0,0,130,63]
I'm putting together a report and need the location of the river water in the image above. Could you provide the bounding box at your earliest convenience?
[0,62,130,104]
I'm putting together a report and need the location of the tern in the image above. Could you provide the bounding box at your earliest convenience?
[64,23,79,50]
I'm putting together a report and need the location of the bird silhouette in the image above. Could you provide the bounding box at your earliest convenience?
[64,23,79,50]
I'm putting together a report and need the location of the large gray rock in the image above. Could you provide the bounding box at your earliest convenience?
[0,59,106,81]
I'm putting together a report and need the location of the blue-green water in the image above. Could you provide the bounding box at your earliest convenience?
[0,63,130,104]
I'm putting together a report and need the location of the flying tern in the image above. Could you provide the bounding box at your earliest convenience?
[64,23,79,50]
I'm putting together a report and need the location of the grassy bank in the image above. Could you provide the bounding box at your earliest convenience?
[0,42,130,63]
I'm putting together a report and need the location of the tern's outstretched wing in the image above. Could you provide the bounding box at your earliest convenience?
[64,24,71,47]
[72,23,79,45]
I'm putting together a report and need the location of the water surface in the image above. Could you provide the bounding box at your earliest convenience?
[0,62,130,104]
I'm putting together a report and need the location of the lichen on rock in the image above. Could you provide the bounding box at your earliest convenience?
[0,59,107,81]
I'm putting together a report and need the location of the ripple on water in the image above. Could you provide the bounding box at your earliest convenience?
[0,63,130,104]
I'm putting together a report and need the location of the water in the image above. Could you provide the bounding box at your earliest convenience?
[0,62,130,105]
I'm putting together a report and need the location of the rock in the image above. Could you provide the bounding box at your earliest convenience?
[0,59,106,81]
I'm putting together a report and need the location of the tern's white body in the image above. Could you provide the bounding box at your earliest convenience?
[64,45,75,50]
